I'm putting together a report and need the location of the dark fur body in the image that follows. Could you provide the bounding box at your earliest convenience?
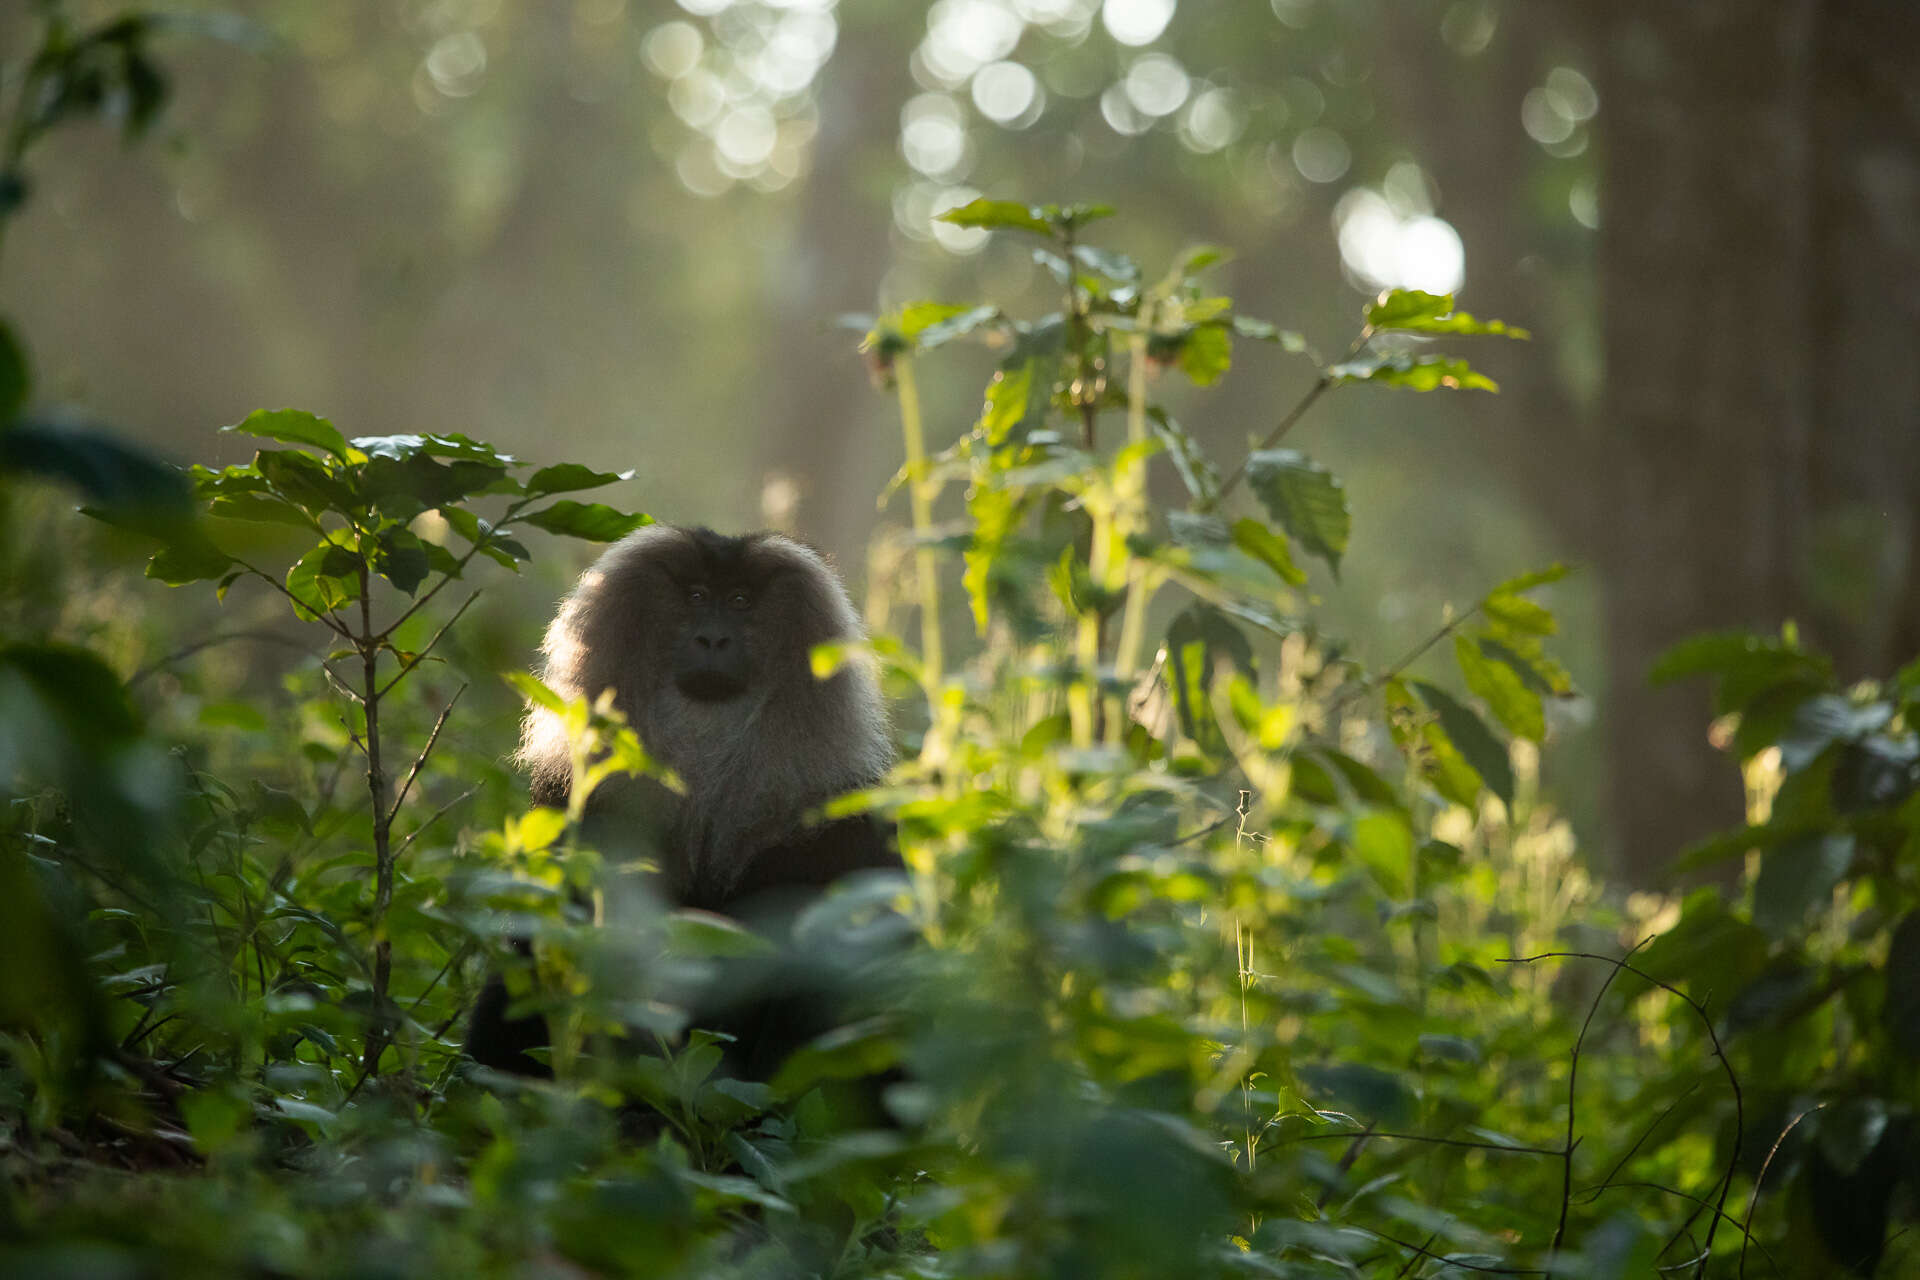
[468,526,898,1080]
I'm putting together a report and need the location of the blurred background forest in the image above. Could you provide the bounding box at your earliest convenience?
[4,0,1917,873]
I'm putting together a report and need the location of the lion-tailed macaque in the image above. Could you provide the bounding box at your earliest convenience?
[466,526,902,1082]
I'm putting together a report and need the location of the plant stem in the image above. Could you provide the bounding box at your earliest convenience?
[357,566,396,1079]
[1107,321,1156,743]
[894,354,943,688]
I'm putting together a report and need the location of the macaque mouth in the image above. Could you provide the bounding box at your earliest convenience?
[676,668,749,702]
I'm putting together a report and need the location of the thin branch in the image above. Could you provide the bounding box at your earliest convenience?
[375,500,527,643]
[1355,1227,1546,1276]
[1501,949,1744,1280]
[1274,1129,1562,1159]
[1740,1104,1823,1279]
[232,558,353,639]
[1326,602,1487,721]
[1214,375,1331,502]
[376,589,480,700]
[1581,1081,1700,1203]
[129,630,315,687]
[1576,1182,1782,1277]
[1548,935,1652,1253]
[388,684,467,821]
[392,786,479,857]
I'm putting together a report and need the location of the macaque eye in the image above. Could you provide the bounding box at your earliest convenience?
[727,589,751,611]
[687,585,709,605]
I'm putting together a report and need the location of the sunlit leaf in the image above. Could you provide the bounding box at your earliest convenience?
[1325,351,1499,392]
[1230,517,1306,587]
[1453,634,1544,741]
[519,501,651,542]
[1244,450,1349,576]
[935,198,1054,237]
[224,409,351,461]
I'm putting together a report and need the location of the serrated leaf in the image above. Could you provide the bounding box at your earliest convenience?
[519,501,651,542]
[524,463,632,497]
[1231,517,1306,587]
[1412,680,1514,809]
[224,409,350,461]
[981,361,1035,446]
[1324,351,1499,393]
[1454,633,1544,741]
[1244,450,1349,576]
[935,198,1054,237]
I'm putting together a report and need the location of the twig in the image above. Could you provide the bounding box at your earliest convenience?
[1214,375,1331,502]
[376,589,480,699]
[1580,1081,1700,1204]
[1274,1129,1562,1158]
[1577,1182,1781,1276]
[232,558,352,640]
[1546,935,1651,1253]
[128,630,314,687]
[1356,1227,1546,1276]
[388,684,467,820]
[393,786,479,857]
[1740,1104,1823,1279]
[1500,949,1743,1280]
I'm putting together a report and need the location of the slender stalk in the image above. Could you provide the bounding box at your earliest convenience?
[357,566,396,1079]
[1107,321,1156,743]
[894,355,943,687]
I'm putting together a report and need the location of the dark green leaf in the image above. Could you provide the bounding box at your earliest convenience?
[352,433,515,464]
[1412,680,1514,809]
[1778,696,1894,773]
[224,409,350,460]
[1752,831,1854,937]
[1244,450,1349,576]
[256,449,354,513]
[524,463,634,498]
[3,418,192,517]
[371,526,430,595]
[146,535,235,586]
[358,453,510,518]
[520,501,652,542]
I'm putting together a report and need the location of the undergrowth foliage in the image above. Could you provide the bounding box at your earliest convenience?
[3,161,1919,1278]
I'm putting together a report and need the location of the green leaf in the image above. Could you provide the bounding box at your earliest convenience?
[1244,450,1349,576]
[1072,243,1139,283]
[224,409,351,461]
[206,493,312,527]
[1324,351,1499,393]
[145,539,234,585]
[371,526,430,595]
[358,453,511,518]
[1481,592,1556,635]
[1346,809,1415,899]
[352,433,515,464]
[1492,562,1571,594]
[256,448,354,513]
[1230,517,1306,587]
[0,317,28,422]
[285,540,363,621]
[524,463,633,497]
[520,501,651,542]
[1752,831,1854,937]
[1412,680,1514,809]
[935,198,1055,237]
[1648,630,1833,719]
[1365,289,1529,338]
[1177,325,1232,387]
[1453,634,1544,741]
[915,304,1000,350]
[1148,409,1219,506]
[980,361,1036,446]
[1777,695,1894,773]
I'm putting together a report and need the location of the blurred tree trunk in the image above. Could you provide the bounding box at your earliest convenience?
[749,3,910,565]
[1592,0,1920,880]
